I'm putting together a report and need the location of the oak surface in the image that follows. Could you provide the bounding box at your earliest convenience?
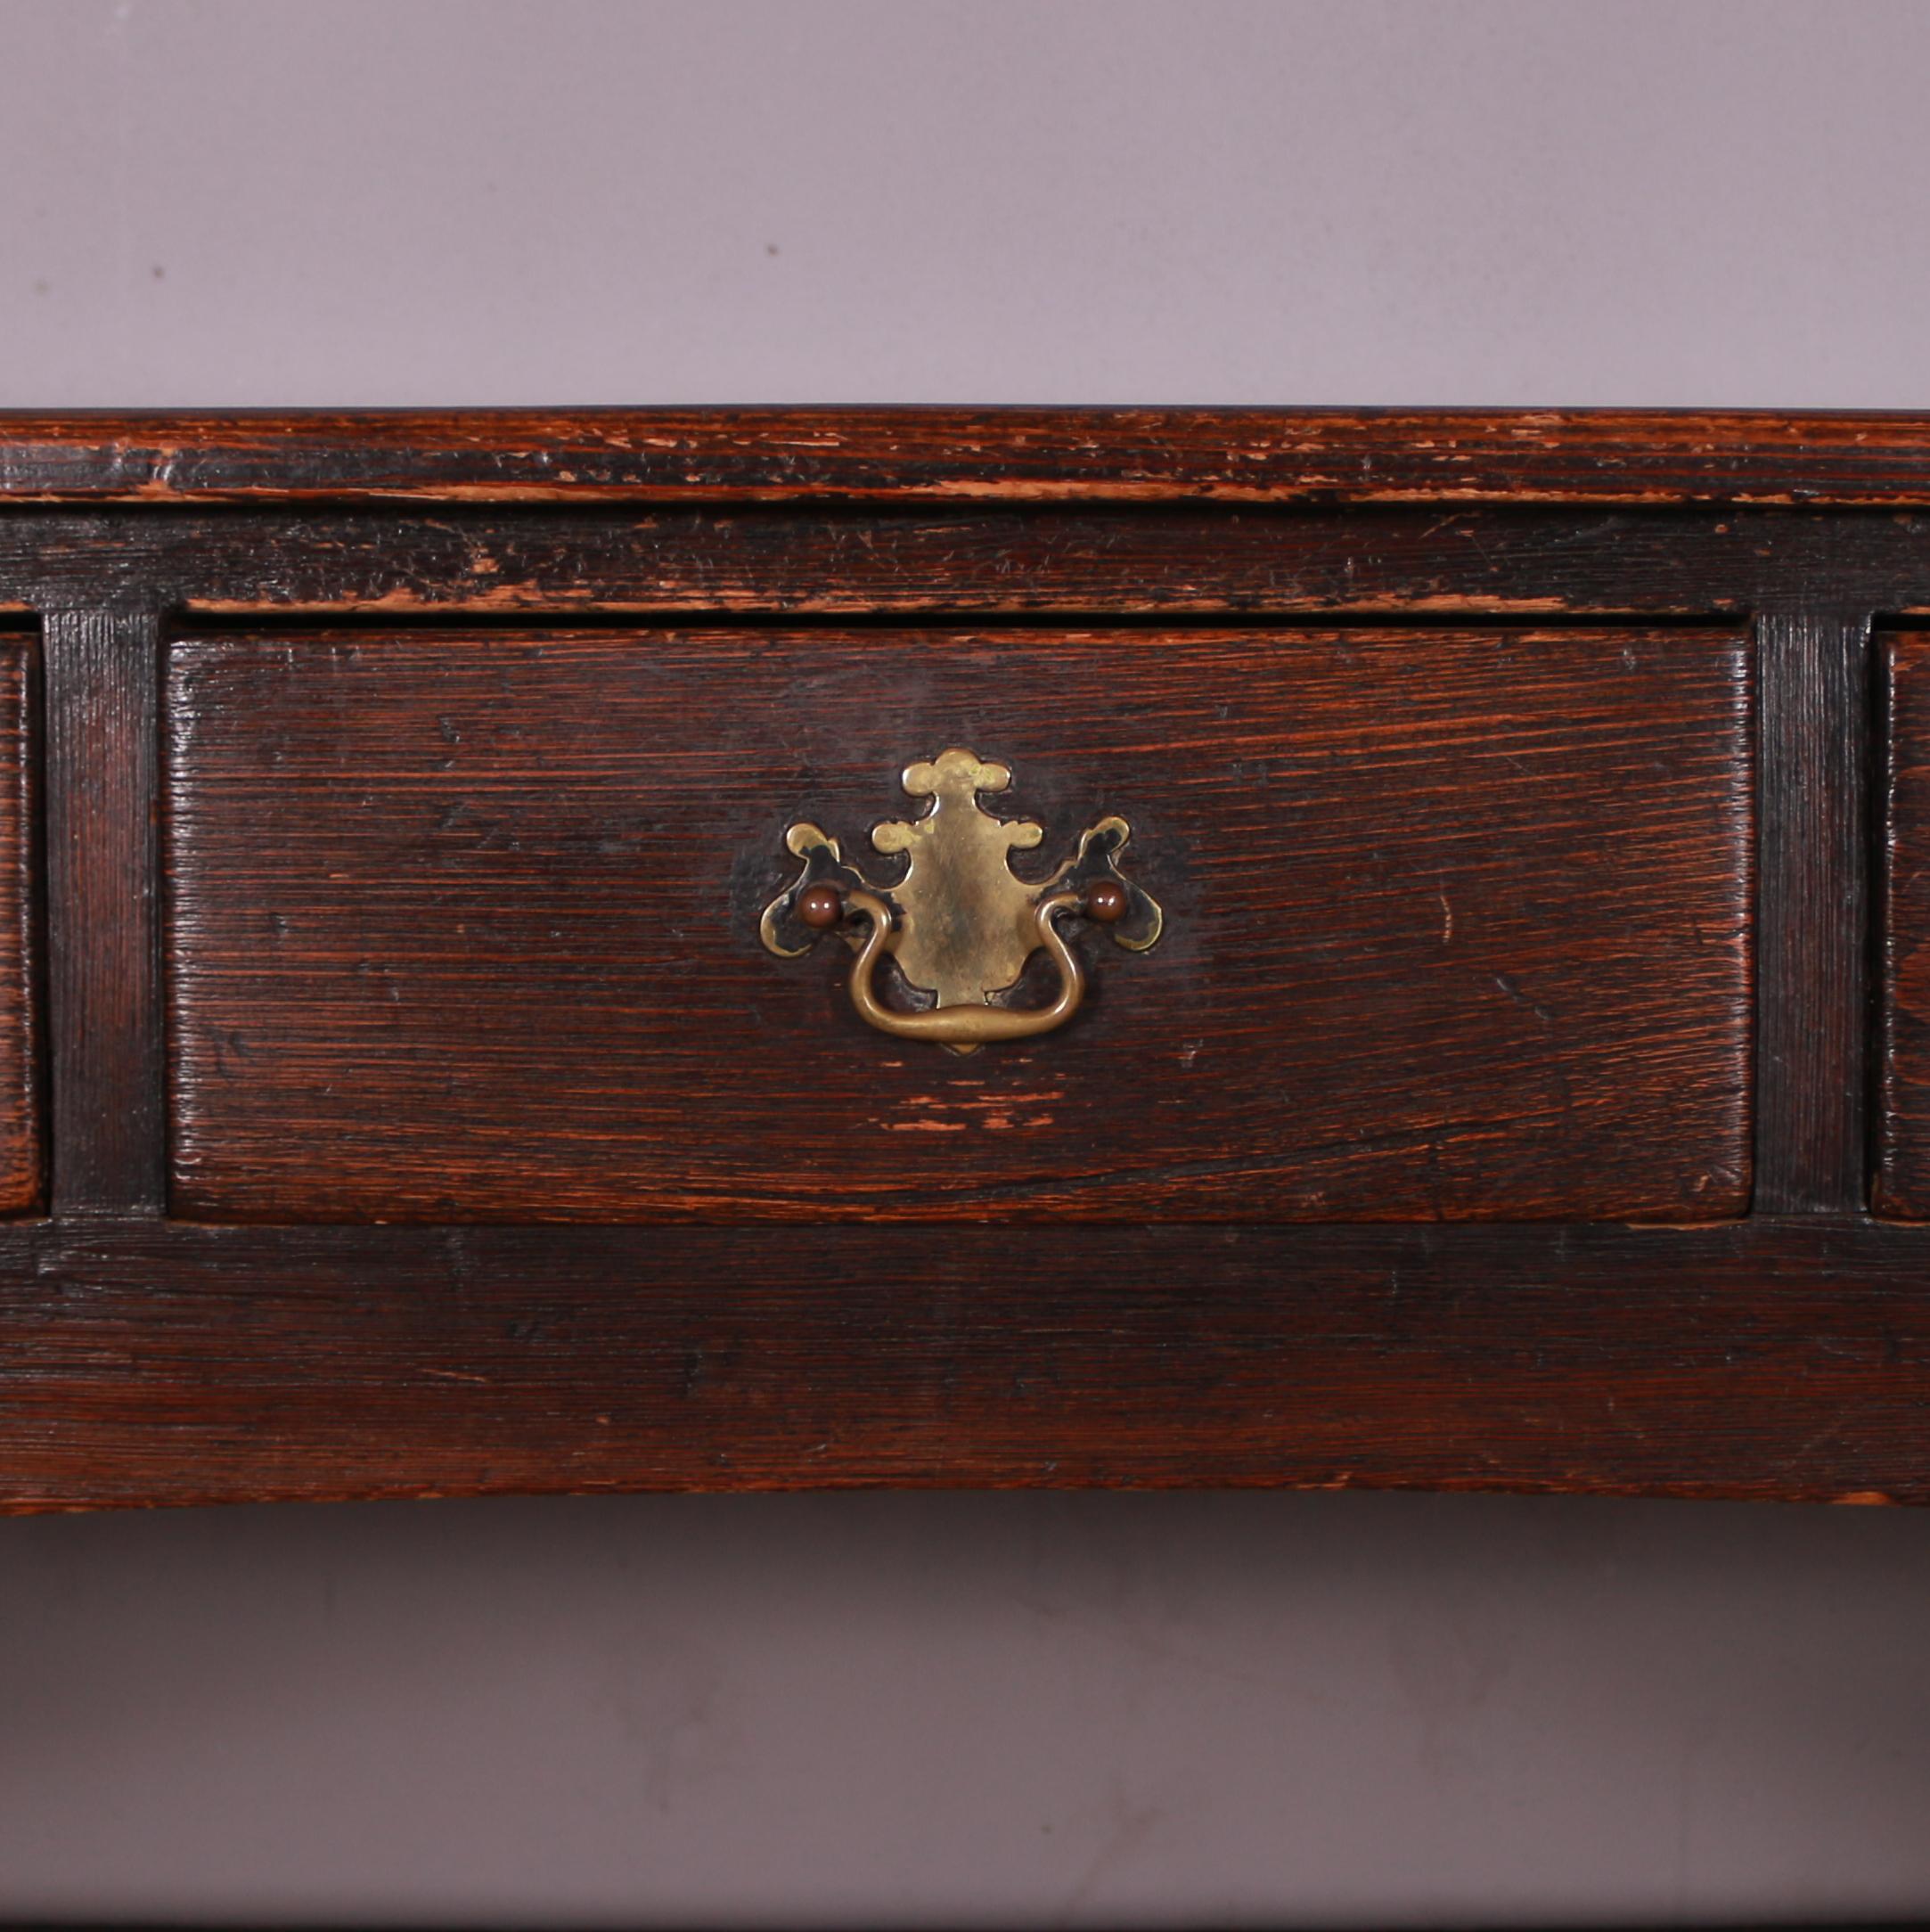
[9,408,1930,503]
[1876,633,1930,1215]
[1755,612,1871,1212]
[44,611,163,1214]
[0,408,1911,1510]
[6,505,1930,621]
[166,626,1753,1224]
[1,1218,1926,1511]
[0,641,37,1215]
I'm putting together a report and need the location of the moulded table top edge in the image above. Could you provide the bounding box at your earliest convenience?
[7,406,1930,504]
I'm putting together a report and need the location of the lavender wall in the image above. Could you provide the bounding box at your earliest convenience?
[3,2,1929,1923]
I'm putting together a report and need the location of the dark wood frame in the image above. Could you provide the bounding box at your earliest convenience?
[2,407,1926,1512]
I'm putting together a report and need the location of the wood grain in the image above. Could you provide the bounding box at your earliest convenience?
[2,1217,1928,1511]
[9,504,1930,620]
[44,610,163,1215]
[9,409,1930,504]
[1755,611,1872,1213]
[0,412,1912,1510]
[165,627,1754,1224]
[1875,631,1930,1216]
[0,641,40,1215]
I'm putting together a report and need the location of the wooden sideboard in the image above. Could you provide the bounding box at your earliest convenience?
[2,408,1927,1510]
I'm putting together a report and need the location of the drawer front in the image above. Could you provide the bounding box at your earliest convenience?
[0,643,36,1215]
[165,627,1752,1223]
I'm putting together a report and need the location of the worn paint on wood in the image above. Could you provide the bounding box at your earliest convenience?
[4,505,1930,621]
[7,408,1930,504]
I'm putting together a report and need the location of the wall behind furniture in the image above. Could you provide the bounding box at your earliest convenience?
[3,2,1928,1924]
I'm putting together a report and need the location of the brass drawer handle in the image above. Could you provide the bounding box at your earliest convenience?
[845,887,1086,1047]
[760,747,1163,1053]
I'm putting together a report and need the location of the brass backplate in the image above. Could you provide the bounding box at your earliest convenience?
[760,746,1162,1049]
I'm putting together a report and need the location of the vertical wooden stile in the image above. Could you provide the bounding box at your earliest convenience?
[1754,609,1873,1214]
[42,609,166,1216]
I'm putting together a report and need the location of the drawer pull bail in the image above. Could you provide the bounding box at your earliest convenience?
[758,746,1163,1053]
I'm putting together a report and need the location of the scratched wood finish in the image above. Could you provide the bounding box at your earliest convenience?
[165,627,1753,1224]
[11,504,1930,619]
[0,408,1915,1510]
[1875,633,1930,1215]
[11,408,1930,504]
[2,1218,1928,1511]
[0,642,39,1214]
